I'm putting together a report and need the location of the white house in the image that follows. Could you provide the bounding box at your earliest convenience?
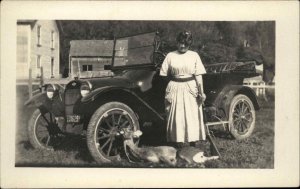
[17,20,61,80]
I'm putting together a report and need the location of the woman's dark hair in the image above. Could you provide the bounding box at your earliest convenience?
[176,30,193,46]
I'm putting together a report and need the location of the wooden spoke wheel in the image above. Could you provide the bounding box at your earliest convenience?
[229,94,256,140]
[28,109,64,150]
[87,102,140,163]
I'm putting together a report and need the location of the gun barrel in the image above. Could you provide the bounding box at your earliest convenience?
[202,105,221,157]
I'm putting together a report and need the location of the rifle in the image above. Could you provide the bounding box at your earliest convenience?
[194,74,220,157]
[201,103,221,157]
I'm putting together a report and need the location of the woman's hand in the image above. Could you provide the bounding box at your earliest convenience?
[197,93,206,105]
[201,93,206,101]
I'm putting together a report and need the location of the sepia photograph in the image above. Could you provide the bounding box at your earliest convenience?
[15,20,275,168]
[1,1,299,188]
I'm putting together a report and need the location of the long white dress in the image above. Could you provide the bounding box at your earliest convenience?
[160,50,206,142]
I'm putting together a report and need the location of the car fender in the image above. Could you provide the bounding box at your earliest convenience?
[24,85,64,116]
[213,85,260,119]
[80,86,117,103]
[75,86,164,121]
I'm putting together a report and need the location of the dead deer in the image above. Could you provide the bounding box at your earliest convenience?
[122,129,177,166]
[121,129,219,166]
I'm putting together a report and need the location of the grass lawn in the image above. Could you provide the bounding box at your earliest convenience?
[15,85,274,168]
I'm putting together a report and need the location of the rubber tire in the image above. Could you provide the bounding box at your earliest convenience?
[86,102,140,163]
[229,94,256,140]
[28,109,53,150]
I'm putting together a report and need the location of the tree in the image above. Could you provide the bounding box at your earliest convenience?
[58,20,275,81]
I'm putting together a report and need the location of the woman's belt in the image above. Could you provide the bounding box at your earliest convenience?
[170,76,194,82]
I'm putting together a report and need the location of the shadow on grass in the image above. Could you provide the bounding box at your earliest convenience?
[18,135,95,164]
[209,128,234,140]
[18,141,35,150]
[56,136,95,163]
[139,125,167,146]
[16,127,170,167]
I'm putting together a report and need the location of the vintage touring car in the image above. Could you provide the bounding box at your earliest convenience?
[25,32,260,163]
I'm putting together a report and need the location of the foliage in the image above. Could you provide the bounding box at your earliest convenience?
[58,21,275,82]
[198,42,237,64]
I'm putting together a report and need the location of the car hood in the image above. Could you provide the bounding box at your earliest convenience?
[79,69,156,89]
[81,76,134,89]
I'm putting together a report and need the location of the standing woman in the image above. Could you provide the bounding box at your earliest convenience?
[160,31,207,147]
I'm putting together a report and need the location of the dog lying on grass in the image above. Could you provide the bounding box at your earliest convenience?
[122,129,219,166]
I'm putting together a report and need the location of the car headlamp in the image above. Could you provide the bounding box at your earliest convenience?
[80,81,92,97]
[46,84,57,99]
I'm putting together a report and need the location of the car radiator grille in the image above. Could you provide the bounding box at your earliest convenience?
[65,89,81,115]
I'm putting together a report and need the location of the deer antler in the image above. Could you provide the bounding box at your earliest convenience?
[123,140,136,163]
[123,130,143,163]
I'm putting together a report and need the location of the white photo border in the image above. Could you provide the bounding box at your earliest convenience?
[1,1,299,188]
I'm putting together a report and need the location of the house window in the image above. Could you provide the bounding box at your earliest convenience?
[37,55,41,68]
[51,31,55,49]
[37,25,42,46]
[82,65,93,71]
[51,57,54,78]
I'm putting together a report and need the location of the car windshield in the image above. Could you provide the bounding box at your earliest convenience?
[113,32,156,67]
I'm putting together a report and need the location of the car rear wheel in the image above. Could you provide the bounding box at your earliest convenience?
[228,94,256,140]
[86,102,140,163]
[28,109,64,150]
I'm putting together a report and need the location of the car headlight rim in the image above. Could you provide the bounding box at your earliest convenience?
[46,84,57,99]
[80,81,92,97]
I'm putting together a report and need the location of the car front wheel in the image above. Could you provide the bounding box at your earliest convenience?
[228,94,256,140]
[86,102,140,163]
[28,109,64,150]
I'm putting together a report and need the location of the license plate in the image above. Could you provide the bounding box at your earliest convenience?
[66,115,81,123]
